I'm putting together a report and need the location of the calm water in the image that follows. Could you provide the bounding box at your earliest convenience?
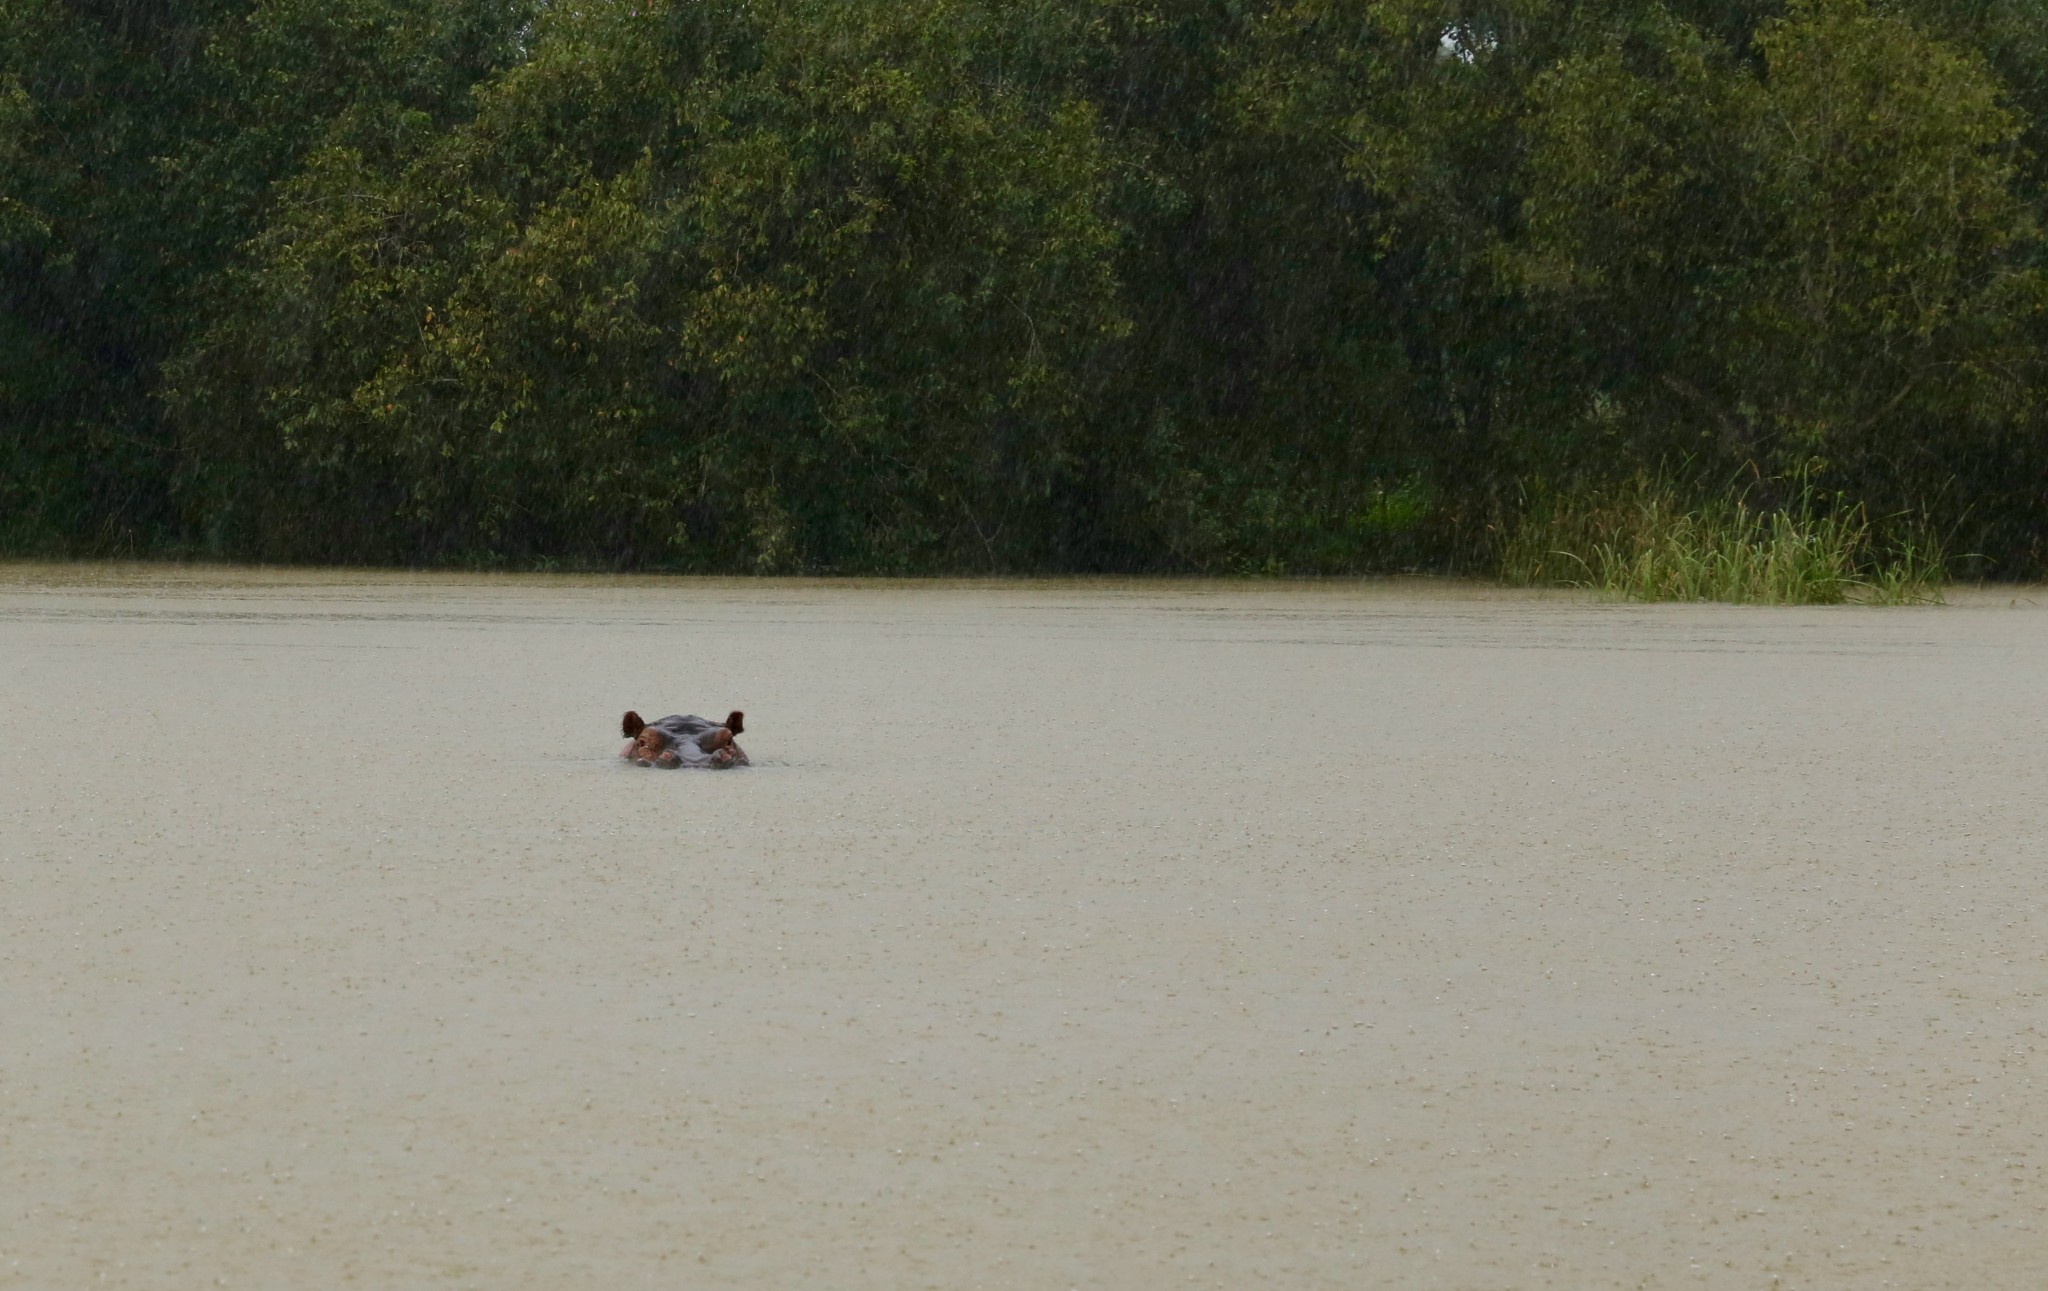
[3,566,2043,1288]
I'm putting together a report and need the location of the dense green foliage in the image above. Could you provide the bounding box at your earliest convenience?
[6,0,2048,572]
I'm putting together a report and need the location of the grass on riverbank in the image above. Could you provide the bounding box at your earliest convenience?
[1501,477,1948,604]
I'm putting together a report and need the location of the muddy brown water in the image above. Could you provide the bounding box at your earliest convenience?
[2,566,2043,1289]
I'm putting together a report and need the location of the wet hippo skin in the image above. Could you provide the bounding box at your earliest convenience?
[620,710,749,769]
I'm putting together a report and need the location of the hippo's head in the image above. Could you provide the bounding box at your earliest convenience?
[620,710,749,769]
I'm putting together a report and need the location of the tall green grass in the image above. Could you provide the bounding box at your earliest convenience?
[1500,476,1947,604]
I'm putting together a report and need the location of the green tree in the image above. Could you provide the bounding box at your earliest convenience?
[171,0,1130,569]
[1521,0,2042,514]
[0,0,221,549]
[0,0,528,553]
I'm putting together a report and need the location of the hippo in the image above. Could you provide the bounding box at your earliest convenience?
[621,710,749,769]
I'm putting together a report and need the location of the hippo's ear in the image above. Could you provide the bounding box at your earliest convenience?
[622,711,646,738]
[724,710,744,735]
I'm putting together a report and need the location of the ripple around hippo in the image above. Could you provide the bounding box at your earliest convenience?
[620,710,748,769]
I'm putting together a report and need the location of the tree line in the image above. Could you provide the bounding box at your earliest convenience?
[5,0,2047,574]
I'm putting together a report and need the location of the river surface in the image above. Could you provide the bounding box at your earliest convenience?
[2,566,2043,1289]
